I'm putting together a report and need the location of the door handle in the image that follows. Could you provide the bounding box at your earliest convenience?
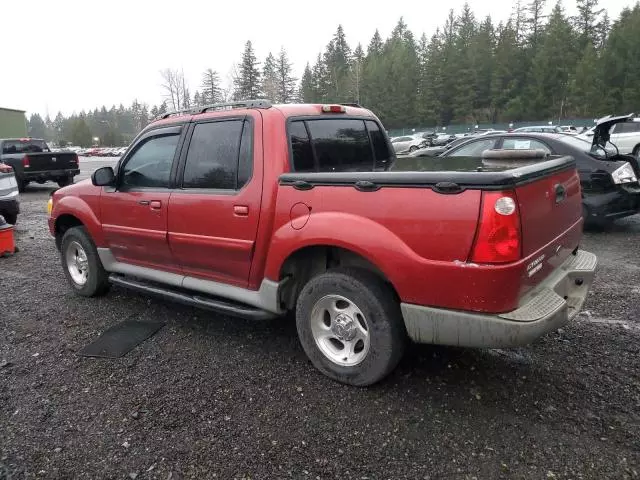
[138,200,150,205]
[234,205,249,216]
[150,200,162,210]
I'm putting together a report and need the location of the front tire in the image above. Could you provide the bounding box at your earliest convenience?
[295,268,406,386]
[60,226,110,297]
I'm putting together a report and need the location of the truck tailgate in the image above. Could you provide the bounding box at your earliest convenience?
[516,167,582,258]
[26,152,78,171]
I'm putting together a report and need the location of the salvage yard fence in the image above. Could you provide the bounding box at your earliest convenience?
[388,117,598,137]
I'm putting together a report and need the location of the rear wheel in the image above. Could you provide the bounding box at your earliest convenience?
[632,145,640,160]
[57,176,73,188]
[295,268,406,386]
[60,226,110,297]
[2,213,17,225]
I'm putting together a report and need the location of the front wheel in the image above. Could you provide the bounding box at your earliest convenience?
[60,226,110,297]
[409,145,418,152]
[296,268,406,386]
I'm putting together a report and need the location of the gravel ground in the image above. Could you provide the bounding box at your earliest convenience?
[1,181,639,480]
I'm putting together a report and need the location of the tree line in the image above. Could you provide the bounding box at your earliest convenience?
[30,0,640,145]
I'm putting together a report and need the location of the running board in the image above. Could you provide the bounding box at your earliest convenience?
[108,275,277,321]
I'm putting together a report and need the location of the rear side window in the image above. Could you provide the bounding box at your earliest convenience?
[289,118,390,172]
[183,120,252,190]
[290,121,315,172]
[501,138,551,153]
[612,122,640,134]
[366,120,392,170]
[447,138,498,157]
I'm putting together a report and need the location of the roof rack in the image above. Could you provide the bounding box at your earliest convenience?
[156,99,272,120]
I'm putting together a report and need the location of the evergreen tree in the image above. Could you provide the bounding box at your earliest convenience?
[349,44,365,104]
[28,113,47,139]
[233,41,262,100]
[192,91,202,108]
[262,52,279,101]
[299,63,315,102]
[201,68,222,104]
[323,25,353,102]
[529,2,578,119]
[276,48,297,103]
[574,0,604,48]
[567,43,604,116]
[526,0,547,49]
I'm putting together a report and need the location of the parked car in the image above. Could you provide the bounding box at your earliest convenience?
[513,125,563,133]
[559,126,580,135]
[0,163,19,224]
[48,101,596,386]
[438,120,640,227]
[409,135,476,157]
[579,114,640,157]
[0,138,80,191]
[430,133,456,146]
[390,135,425,153]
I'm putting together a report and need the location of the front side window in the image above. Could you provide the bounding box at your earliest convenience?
[289,118,390,173]
[446,138,498,157]
[182,120,251,190]
[121,134,179,188]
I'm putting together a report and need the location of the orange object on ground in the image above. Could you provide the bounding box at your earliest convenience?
[0,221,16,256]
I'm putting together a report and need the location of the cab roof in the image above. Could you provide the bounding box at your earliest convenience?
[147,102,376,130]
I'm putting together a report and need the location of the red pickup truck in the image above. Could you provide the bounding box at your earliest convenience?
[48,101,597,386]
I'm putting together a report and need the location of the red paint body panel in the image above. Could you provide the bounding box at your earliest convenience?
[49,104,586,316]
[100,191,180,273]
[49,179,105,246]
[167,111,264,287]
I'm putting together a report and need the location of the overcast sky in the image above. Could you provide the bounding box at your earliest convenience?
[1,0,632,117]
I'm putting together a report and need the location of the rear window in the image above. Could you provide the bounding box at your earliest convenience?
[289,118,392,172]
[2,139,49,154]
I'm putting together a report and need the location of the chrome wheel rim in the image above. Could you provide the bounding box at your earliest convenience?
[65,241,89,286]
[310,294,370,367]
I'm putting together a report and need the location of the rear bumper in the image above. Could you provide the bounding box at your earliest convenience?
[401,250,597,348]
[584,187,640,220]
[22,169,79,181]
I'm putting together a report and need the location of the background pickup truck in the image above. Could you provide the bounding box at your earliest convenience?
[48,101,597,386]
[0,138,80,191]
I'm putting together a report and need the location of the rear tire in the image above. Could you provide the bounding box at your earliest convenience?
[3,213,17,225]
[57,176,73,188]
[60,226,110,297]
[295,267,406,386]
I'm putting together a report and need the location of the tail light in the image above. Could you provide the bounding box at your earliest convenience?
[321,105,346,113]
[470,191,522,264]
[22,155,30,168]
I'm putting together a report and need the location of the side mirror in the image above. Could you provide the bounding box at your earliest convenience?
[92,166,115,186]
